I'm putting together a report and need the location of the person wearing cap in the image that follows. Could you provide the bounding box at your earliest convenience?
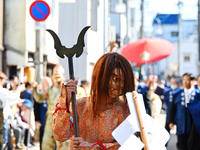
[21,98,35,147]
[12,99,30,149]
[23,99,32,109]
[20,81,36,147]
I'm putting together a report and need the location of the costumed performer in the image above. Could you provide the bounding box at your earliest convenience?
[52,52,135,150]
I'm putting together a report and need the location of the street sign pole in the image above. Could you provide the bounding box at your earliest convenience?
[35,27,44,83]
[29,0,50,82]
[27,3,50,148]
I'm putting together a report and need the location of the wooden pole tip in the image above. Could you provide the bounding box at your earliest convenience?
[132,91,137,97]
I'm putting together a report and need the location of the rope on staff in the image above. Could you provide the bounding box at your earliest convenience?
[132,91,149,150]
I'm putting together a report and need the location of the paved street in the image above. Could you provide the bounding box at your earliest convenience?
[21,142,39,150]
[158,110,178,150]
[167,134,178,150]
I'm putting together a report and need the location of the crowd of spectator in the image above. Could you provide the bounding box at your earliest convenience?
[0,68,90,150]
[1,67,200,150]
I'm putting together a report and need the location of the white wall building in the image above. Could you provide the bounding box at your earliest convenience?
[3,0,59,81]
[152,14,198,78]
[109,0,141,46]
[58,0,110,81]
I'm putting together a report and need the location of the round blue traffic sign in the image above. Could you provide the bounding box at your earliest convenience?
[30,1,50,21]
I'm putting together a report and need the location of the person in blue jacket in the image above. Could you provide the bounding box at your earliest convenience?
[169,73,200,150]
[134,72,151,115]
[163,77,179,133]
[163,77,179,147]
[195,74,200,90]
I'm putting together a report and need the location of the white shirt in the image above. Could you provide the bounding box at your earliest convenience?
[184,87,193,106]
[0,87,22,119]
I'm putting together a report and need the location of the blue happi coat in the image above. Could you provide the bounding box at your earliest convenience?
[173,88,200,135]
[164,87,179,124]
[136,84,151,114]
[187,99,200,136]
[137,84,148,95]
[194,84,200,91]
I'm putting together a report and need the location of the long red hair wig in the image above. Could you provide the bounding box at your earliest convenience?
[90,52,135,115]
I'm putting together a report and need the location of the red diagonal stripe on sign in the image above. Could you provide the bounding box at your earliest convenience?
[33,3,46,18]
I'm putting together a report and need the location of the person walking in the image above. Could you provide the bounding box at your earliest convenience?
[169,73,200,150]
[33,64,69,150]
[52,52,135,149]
[164,77,179,133]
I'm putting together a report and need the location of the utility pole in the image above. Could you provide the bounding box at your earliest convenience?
[178,1,182,77]
[2,0,6,73]
[139,0,144,80]
[140,0,144,39]
[124,0,129,45]
[198,0,200,72]
[35,22,44,83]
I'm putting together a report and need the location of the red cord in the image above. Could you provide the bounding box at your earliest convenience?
[43,87,49,98]
[92,140,108,150]
[69,120,74,127]
[52,102,69,116]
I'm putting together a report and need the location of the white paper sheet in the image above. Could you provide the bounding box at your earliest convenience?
[118,134,144,150]
[145,115,170,148]
[112,92,169,150]
[112,115,139,145]
[126,93,146,118]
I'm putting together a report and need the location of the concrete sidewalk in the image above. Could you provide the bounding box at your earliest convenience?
[158,110,178,150]
[21,142,40,150]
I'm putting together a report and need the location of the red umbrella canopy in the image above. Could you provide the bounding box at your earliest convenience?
[120,38,175,65]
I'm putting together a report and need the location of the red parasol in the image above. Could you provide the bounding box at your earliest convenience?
[120,38,174,65]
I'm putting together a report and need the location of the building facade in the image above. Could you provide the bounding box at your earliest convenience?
[58,0,110,81]
[2,0,59,82]
[152,14,198,78]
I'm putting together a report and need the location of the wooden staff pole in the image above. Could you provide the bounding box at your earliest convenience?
[68,57,79,137]
[132,91,149,150]
[46,26,90,137]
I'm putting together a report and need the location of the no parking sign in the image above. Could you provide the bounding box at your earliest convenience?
[29,1,50,21]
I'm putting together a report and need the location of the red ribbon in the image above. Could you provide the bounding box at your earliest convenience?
[43,87,49,98]
[69,120,74,127]
[92,140,108,150]
[52,102,69,116]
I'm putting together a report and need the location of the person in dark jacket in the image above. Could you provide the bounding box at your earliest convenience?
[169,73,200,150]
[187,97,200,150]
[134,72,151,115]
[163,77,179,133]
